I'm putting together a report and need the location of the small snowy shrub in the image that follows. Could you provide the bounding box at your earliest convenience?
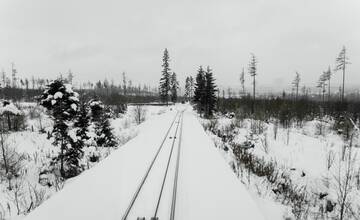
[132,105,147,125]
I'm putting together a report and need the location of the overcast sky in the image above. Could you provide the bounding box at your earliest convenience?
[0,0,359,91]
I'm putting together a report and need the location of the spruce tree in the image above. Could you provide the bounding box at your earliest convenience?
[184,77,190,101]
[89,100,117,148]
[159,48,171,104]
[40,79,80,178]
[74,101,91,148]
[194,66,206,114]
[189,76,194,100]
[335,46,350,102]
[204,66,217,117]
[170,72,179,103]
[248,53,257,114]
[323,66,332,101]
[292,72,301,100]
[240,68,245,95]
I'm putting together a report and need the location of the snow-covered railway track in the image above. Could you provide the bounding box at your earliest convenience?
[121,110,185,220]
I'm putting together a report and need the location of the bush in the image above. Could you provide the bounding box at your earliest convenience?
[133,105,147,125]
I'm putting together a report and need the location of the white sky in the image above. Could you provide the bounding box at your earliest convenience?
[0,0,359,91]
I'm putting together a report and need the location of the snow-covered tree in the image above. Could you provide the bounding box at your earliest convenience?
[73,101,91,149]
[89,100,117,148]
[40,79,80,178]
[0,101,22,131]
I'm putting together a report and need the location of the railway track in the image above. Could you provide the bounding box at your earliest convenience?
[121,110,185,220]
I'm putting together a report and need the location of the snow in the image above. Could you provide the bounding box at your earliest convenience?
[23,105,264,220]
[70,103,77,111]
[202,114,360,219]
[0,102,22,115]
[53,92,63,99]
[0,103,171,219]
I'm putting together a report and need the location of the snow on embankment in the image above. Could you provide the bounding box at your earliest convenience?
[23,109,178,220]
[176,109,264,220]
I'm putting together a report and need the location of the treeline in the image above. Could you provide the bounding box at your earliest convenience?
[0,66,160,105]
[218,96,360,135]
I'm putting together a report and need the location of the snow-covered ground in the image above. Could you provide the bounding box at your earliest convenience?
[0,103,169,220]
[22,105,265,220]
[6,101,357,219]
[201,114,360,219]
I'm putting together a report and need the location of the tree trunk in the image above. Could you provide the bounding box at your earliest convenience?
[252,76,256,114]
[7,114,11,130]
[328,79,331,101]
[342,66,345,102]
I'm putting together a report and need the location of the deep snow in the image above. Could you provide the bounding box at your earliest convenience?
[23,105,264,220]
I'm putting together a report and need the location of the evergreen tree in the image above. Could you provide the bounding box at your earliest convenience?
[204,66,217,117]
[39,79,80,178]
[248,53,257,114]
[170,72,179,103]
[67,69,74,84]
[194,66,206,113]
[292,72,301,100]
[159,48,171,104]
[335,46,350,102]
[89,100,117,148]
[240,68,245,95]
[317,72,327,103]
[122,72,127,96]
[184,77,190,101]
[323,66,332,101]
[74,101,91,149]
[189,76,194,100]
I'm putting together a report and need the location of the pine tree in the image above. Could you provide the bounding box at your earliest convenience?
[96,107,117,148]
[292,72,301,100]
[194,66,206,114]
[67,69,74,84]
[335,46,350,102]
[74,101,91,148]
[89,100,117,148]
[39,79,80,178]
[11,63,17,88]
[170,72,179,103]
[248,53,257,114]
[317,73,327,103]
[204,66,217,117]
[184,77,190,101]
[122,72,127,96]
[240,68,245,95]
[189,76,194,100]
[323,66,332,101]
[159,48,171,104]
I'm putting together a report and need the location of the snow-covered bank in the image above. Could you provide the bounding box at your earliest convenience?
[0,103,168,220]
[201,113,360,219]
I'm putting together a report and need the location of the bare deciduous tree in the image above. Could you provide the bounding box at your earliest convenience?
[133,105,147,125]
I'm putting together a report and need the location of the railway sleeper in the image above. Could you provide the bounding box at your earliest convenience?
[136,217,159,220]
